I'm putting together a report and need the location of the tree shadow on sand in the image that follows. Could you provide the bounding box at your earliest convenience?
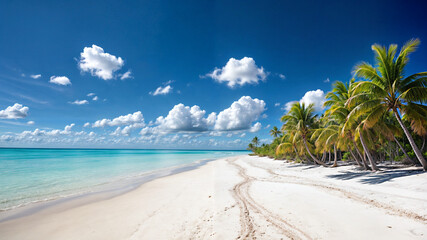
[326,169,424,184]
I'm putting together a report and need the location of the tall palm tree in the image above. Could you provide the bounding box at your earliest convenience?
[251,136,259,148]
[269,126,281,138]
[350,38,427,170]
[281,102,326,166]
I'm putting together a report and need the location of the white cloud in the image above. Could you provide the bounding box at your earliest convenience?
[19,123,75,138]
[278,74,286,79]
[265,124,271,129]
[324,78,330,83]
[300,89,326,111]
[93,111,144,128]
[274,102,281,107]
[83,122,90,127]
[206,57,267,88]
[240,133,246,137]
[214,96,266,131]
[249,122,262,132]
[283,101,297,112]
[78,44,124,80]
[49,76,71,86]
[92,96,98,101]
[120,70,132,80]
[0,103,29,119]
[87,93,96,97]
[27,121,35,125]
[70,100,89,105]
[155,104,214,132]
[150,85,172,96]
[30,74,41,79]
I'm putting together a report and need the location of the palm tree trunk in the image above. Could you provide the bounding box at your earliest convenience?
[352,140,370,170]
[359,132,379,171]
[421,135,425,152]
[393,135,416,165]
[328,150,331,164]
[393,110,427,170]
[348,146,361,166]
[331,144,338,167]
[321,151,326,162]
[302,137,326,166]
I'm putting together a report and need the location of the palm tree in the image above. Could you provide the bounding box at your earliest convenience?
[269,126,281,138]
[325,80,371,169]
[350,38,427,170]
[251,136,259,148]
[281,102,326,166]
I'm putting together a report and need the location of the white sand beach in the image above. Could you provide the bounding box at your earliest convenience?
[0,155,426,240]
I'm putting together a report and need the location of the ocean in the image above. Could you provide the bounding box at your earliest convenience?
[0,148,246,211]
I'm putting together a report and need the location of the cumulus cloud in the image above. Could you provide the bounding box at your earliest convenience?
[0,103,29,119]
[300,89,326,111]
[93,111,144,128]
[49,76,71,85]
[214,96,266,131]
[70,100,89,105]
[20,123,75,137]
[92,96,99,101]
[87,93,96,97]
[120,70,132,80]
[155,104,215,132]
[150,85,172,96]
[283,101,298,112]
[283,89,326,112]
[206,57,267,88]
[27,121,35,125]
[30,74,41,79]
[249,122,262,132]
[78,44,124,80]
[83,122,90,127]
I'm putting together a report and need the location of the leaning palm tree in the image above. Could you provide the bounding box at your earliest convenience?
[350,38,427,170]
[269,126,281,138]
[281,102,326,166]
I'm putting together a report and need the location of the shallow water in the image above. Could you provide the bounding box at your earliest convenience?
[0,148,246,211]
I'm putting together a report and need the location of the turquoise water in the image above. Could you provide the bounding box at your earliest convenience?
[0,148,246,211]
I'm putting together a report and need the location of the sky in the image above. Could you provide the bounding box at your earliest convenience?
[0,0,426,149]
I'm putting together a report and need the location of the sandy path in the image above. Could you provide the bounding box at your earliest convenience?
[0,155,426,239]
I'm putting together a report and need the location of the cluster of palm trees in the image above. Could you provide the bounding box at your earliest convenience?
[250,39,427,171]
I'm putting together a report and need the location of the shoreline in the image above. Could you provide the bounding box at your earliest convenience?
[0,156,227,223]
[1,155,426,239]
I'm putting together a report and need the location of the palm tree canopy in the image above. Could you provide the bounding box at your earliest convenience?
[348,38,427,129]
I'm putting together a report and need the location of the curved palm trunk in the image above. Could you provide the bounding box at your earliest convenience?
[352,140,370,170]
[331,144,338,167]
[348,146,362,166]
[393,135,416,165]
[393,110,427,170]
[359,132,379,171]
[302,137,326,166]
[328,150,331,164]
[321,150,326,162]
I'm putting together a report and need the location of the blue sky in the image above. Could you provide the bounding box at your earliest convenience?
[0,0,426,149]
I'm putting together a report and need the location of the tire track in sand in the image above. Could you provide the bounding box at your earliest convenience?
[228,158,311,240]
[246,160,427,223]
